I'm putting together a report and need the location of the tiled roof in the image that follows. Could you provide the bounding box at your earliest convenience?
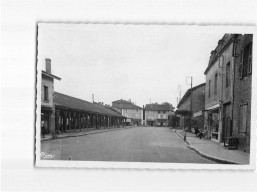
[112,99,142,109]
[145,104,170,111]
[112,99,131,104]
[177,83,205,108]
[54,92,125,117]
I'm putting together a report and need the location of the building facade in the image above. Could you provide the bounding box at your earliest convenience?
[41,59,61,134]
[112,99,143,126]
[176,83,205,130]
[204,34,236,143]
[144,104,170,127]
[232,34,252,152]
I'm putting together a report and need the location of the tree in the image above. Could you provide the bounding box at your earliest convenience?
[162,102,175,111]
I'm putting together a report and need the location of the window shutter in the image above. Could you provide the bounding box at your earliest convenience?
[239,50,244,79]
[248,42,252,74]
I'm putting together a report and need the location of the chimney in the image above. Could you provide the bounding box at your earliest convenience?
[128,99,131,103]
[45,58,51,74]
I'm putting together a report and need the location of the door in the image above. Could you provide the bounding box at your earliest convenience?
[160,122,163,127]
[223,104,232,141]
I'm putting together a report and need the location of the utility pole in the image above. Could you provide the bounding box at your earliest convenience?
[189,76,193,131]
[186,76,193,131]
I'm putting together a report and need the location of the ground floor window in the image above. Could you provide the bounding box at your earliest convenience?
[240,103,248,133]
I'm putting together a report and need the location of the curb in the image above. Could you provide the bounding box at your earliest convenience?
[173,130,240,164]
[41,126,132,142]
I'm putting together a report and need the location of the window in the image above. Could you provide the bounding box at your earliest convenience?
[44,86,48,102]
[240,42,252,78]
[226,62,230,88]
[158,111,160,113]
[214,73,218,95]
[163,111,165,114]
[248,42,252,74]
[240,103,248,133]
[208,79,211,98]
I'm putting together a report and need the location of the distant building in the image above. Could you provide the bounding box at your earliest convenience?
[232,34,252,153]
[176,83,205,130]
[112,99,143,126]
[144,103,170,127]
[41,59,61,134]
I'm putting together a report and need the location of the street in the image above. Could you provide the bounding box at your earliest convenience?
[41,127,215,163]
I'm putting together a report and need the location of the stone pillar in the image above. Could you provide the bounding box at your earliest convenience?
[55,109,60,132]
[91,114,93,128]
[78,113,81,131]
[63,111,67,133]
[85,113,88,128]
[67,112,70,130]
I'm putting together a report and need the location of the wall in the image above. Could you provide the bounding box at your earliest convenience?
[205,59,222,109]
[204,39,234,143]
[123,108,142,120]
[145,110,158,121]
[232,34,252,153]
[41,74,54,108]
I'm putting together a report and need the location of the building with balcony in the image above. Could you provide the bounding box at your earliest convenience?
[144,103,170,127]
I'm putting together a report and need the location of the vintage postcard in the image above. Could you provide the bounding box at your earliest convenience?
[35,23,256,169]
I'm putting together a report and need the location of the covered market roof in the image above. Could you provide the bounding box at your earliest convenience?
[54,92,125,118]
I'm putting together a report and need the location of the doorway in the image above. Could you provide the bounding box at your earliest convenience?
[223,104,232,141]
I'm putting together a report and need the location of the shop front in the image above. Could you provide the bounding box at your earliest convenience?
[204,104,220,142]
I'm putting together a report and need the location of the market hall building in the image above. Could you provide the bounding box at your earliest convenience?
[41,58,126,136]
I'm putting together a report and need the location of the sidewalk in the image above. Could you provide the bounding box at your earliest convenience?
[174,129,250,164]
[41,126,132,141]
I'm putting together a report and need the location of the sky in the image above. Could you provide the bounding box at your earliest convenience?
[37,23,224,108]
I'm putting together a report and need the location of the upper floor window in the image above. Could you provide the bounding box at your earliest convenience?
[208,79,211,98]
[163,111,165,114]
[158,111,160,113]
[240,42,252,78]
[226,62,231,88]
[214,73,218,95]
[44,86,49,102]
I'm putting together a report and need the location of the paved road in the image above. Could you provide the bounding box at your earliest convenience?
[41,127,215,163]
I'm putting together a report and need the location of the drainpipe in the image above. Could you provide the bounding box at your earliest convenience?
[231,35,238,136]
[218,54,225,143]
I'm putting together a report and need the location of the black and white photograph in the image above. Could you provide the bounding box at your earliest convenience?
[2,0,257,192]
[35,23,255,169]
